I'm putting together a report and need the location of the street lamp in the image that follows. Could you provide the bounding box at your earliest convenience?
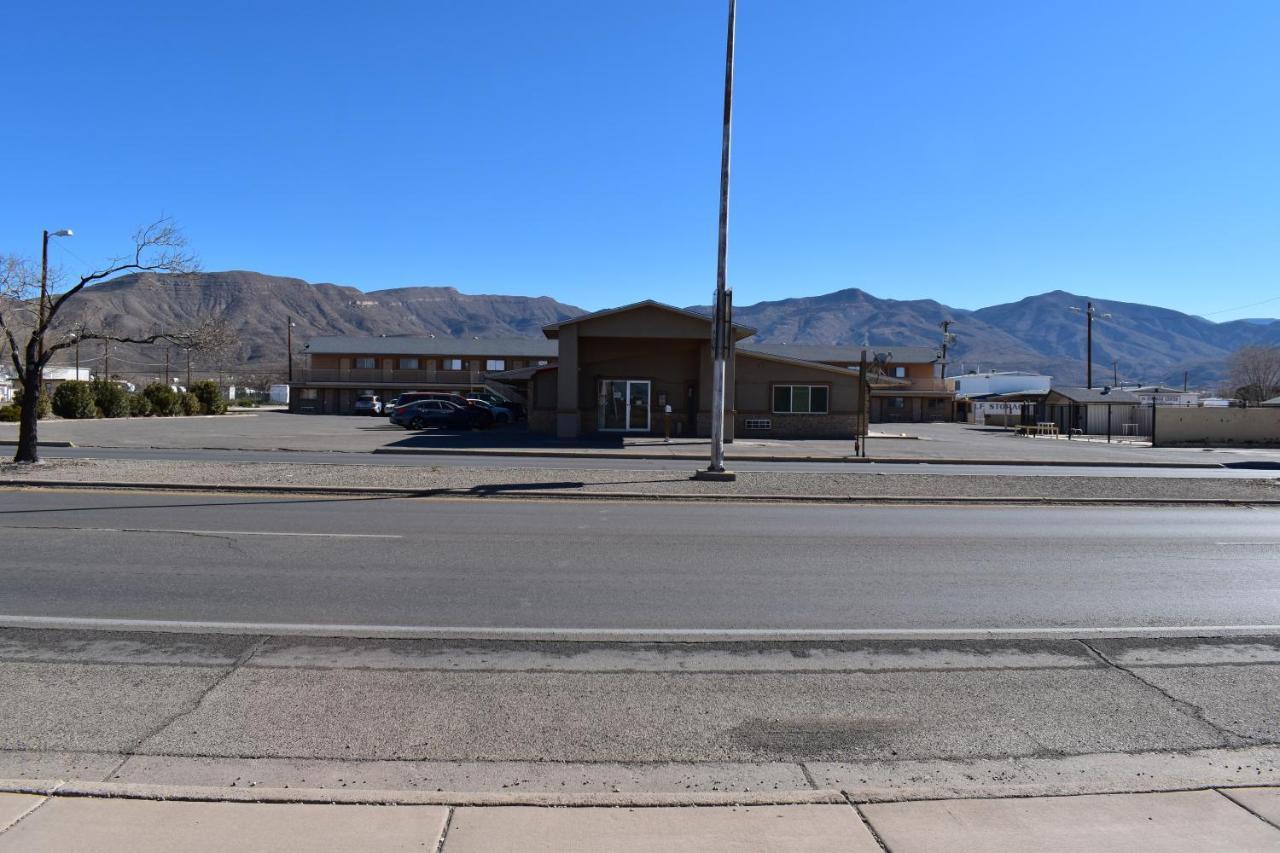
[287,316,297,383]
[1068,302,1111,389]
[698,0,736,482]
[39,229,74,332]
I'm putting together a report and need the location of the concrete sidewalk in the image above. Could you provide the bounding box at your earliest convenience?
[2,786,1279,851]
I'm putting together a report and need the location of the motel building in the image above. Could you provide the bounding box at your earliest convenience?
[291,300,955,436]
[526,301,867,440]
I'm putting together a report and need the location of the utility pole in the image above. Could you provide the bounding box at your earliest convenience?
[1068,301,1110,389]
[186,348,192,389]
[74,335,80,378]
[698,0,737,482]
[938,320,955,380]
[1112,359,1118,387]
[1183,371,1188,393]
[165,348,171,385]
[103,339,110,383]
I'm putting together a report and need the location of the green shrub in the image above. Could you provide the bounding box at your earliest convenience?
[92,380,131,418]
[128,393,152,417]
[0,404,19,422]
[190,380,226,415]
[180,391,201,416]
[142,383,182,416]
[52,381,98,419]
[13,388,51,419]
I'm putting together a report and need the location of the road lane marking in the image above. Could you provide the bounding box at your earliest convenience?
[0,615,1277,641]
[0,525,400,539]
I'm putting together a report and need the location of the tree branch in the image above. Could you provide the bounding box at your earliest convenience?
[45,218,198,324]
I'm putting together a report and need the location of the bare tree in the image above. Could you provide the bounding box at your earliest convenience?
[1227,345,1280,405]
[1,219,199,463]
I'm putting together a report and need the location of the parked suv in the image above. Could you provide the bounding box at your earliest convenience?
[353,394,382,416]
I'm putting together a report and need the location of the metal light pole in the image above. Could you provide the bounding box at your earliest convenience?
[1068,301,1111,389]
[701,0,736,481]
[287,316,296,382]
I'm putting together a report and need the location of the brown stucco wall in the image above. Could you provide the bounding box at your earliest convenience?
[729,353,860,438]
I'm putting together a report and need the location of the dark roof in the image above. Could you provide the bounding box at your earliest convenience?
[304,336,558,358]
[542,300,756,338]
[1047,386,1140,404]
[739,343,940,365]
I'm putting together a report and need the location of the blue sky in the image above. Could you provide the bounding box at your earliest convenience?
[4,1,1279,318]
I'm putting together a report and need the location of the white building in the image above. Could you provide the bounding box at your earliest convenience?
[1118,385,1200,407]
[948,371,1051,399]
[42,367,94,383]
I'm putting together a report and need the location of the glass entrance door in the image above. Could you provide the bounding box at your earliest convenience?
[599,380,650,431]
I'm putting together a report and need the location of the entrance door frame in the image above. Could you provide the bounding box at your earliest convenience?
[598,379,651,432]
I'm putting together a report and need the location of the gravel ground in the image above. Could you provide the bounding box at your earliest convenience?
[2,458,1279,502]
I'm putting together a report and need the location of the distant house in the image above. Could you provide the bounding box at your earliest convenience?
[291,335,558,414]
[739,343,953,423]
[0,375,12,404]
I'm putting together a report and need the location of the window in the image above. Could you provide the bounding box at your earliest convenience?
[300,388,318,400]
[354,357,376,370]
[398,358,419,370]
[772,385,829,414]
[889,397,906,409]
[485,359,506,371]
[442,358,464,371]
[536,360,548,366]
[892,366,907,378]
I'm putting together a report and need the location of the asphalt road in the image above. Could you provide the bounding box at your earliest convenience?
[1,489,1278,636]
[31,445,1280,478]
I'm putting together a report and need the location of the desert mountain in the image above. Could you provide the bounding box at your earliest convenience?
[35,271,1279,388]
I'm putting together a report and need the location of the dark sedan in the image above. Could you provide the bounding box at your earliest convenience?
[390,399,486,430]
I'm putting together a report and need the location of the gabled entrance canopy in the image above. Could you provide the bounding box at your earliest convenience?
[542,300,756,341]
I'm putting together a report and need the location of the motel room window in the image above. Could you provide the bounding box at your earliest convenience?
[892,366,907,378]
[398,358,419,370]
[485,359,506,371]
[772,385,829,414]
[442,358,464,370]
[300,388,319,400]
[889,397,906,409]
[354,357,376,370]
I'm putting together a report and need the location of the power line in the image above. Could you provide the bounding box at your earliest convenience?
[1199,294,1280,318]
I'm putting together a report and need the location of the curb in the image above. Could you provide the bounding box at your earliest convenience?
[371,447,1228,469]
[0,440,74,448]
[0,779,845,808]
[1,478,1276,507]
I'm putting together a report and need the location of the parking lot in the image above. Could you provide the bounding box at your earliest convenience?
[5,411,1280,464]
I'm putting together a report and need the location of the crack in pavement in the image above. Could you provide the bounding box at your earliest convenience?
[101,636,269,782]
[1077,639,1263,746]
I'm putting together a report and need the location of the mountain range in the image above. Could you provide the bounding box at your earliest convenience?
[39,271,1280,388]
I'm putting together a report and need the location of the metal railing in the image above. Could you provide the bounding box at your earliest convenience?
[295,368,484,385]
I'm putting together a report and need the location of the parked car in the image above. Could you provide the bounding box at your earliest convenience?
[390,399,489,430]
[467,398,513,424]
[353,394,382,415]
[385,391,439,415]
